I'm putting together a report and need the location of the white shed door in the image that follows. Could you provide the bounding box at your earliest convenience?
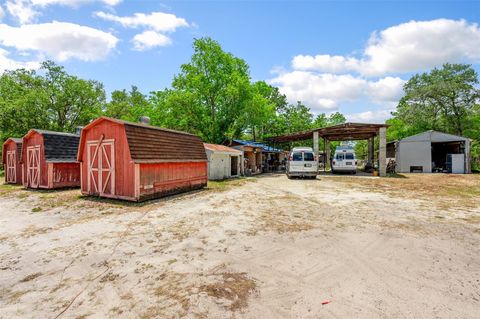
[6,151,16,183]
[87,140,115,196]
[27,146,40,188]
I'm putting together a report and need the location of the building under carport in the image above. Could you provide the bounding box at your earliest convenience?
[266,122,389,176]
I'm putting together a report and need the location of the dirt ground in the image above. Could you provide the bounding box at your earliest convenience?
[0,173,479,318]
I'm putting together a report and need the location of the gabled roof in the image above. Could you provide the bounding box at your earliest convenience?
[2,138,23,164]
[400,130,469,143]
[78,117,207,163]
[23,129,80,163]
[204,143,242,154]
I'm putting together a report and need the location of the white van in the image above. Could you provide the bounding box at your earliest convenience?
[286,147,318,179]
[332,148,357,174]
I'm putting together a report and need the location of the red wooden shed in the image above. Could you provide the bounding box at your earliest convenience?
[21,129,81,189]
[77,117,208,201]
[2,138,23,184]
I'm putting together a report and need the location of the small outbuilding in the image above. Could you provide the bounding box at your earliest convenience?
[77,117,208,201]
[227,140,263,175]
[2,138,23,184]
[21,129,81,189]
[394,130,471,174]
[204,143,243,180]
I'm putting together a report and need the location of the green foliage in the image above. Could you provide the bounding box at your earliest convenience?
[0,61,105,142]
[150,37,254,144]
[390,63,480,170]
[104,86,151,122]
[394,63,479,136]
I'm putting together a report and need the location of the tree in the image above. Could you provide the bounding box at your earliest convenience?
[395,63,480,136]
[151,37,254,144]
[0,68,50,141]
[104,86,151,122]
[40,61,105,132]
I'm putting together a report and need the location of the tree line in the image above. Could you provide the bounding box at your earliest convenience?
[0,37,479,169]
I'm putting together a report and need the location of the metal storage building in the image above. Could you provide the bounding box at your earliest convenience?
[395,130,471,174]
[77,117,208,201]
[2,138,23,184]
[21,129,81,189]
[204,143,243,180]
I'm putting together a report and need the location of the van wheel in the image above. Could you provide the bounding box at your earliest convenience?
[287,174,292,179]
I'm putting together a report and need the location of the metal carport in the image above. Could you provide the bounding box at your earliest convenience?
[266,122,389,176]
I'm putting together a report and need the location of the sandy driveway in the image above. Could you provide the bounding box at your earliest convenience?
[0,174,479,318]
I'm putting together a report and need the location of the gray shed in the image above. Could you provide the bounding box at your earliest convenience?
[394,130,471,174]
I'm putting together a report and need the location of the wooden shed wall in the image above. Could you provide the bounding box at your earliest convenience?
[79,120,136,199]
[138,162,207,201]
[3,141,23,184]
[22,132,49,188]
[49,162,80,188]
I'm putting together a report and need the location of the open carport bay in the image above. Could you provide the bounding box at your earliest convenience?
[0,174,479,318]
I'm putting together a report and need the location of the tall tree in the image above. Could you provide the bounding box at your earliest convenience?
[0,61,105,141]
[152,37,253,143]
[104,86,151,122]
[395,63,480,136]
[41,61,105,132]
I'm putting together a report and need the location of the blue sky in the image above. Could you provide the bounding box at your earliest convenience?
[1,0,480,123]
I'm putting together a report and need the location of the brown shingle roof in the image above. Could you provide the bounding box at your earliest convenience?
[123,122,207,163]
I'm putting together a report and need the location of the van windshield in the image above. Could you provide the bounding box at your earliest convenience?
[303,152,314,161]
[292,152,302,161]
[345,153,354,160]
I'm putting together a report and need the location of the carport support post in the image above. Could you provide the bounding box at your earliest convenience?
[368,137,374,165]
[325,139,330,171]
[313,131,319,169]
[379,127,387,177]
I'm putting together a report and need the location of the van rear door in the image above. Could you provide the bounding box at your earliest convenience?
[303,151,318,172]
[289,151,304,172]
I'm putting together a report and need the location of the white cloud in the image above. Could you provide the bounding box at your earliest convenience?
[132,30,171,51]
[0,48,40,73]
[269,71,404,112]
[5,0,39,24]
[95,11,189,32]
[346,109,393,124]
[5,0,121,24]
[292,19,480,77]
[0,21,118,61]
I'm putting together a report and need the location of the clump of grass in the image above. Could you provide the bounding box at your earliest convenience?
[31,207,42,212]
[199,272,256,311]
[207,177,253,192]
[19,272,42,283]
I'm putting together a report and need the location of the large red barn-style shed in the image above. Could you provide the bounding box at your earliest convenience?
[77,117,208,202]
[21,129,81,189]
[2,138,23,184]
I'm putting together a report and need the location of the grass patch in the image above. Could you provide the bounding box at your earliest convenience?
[199,272,256,311]
[19,272,42,283]
[31,207,42,212]
[207,177,253,192]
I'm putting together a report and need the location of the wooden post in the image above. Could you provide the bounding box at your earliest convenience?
[313,131,319,170]
[379,127,387,177]
[367,137,374,165]
[465,139,471,174]
[325,139,330,171]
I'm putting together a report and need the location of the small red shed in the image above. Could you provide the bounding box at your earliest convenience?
[2,138,23,184]
[21,129,81,189]
[77,117,208,201]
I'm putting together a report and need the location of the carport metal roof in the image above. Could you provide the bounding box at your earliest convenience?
[266,122,390,142]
